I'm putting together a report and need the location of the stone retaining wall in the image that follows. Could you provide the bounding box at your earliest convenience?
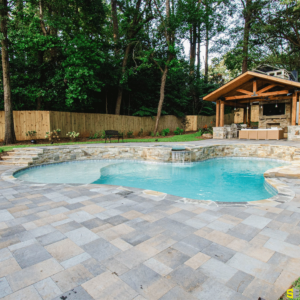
[31,144,298,166]
[288,126,300,141]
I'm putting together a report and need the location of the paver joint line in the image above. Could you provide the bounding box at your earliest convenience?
[0,140,300,300]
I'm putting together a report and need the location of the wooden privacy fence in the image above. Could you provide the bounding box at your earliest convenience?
[186,113,234,131]
[0,111,234,141]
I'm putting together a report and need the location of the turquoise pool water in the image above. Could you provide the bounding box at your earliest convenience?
[15,158,286,202]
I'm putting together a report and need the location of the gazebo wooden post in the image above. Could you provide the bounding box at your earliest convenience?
[220,101,225,127]
[243,107,247,124]
[216,100,220,127]
[292,92,297,125]
[247,105,251,127]
[298,93,300,125]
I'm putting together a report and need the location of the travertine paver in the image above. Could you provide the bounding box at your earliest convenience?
[0,141,300,299]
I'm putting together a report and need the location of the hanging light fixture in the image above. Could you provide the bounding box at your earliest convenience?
[234,100,237,110]
[275,100,278,108]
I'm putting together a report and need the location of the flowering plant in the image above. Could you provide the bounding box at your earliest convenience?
[66,131,80,140]
[45,129,61,142]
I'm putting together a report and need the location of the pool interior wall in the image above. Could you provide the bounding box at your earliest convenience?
[14,157,288,202]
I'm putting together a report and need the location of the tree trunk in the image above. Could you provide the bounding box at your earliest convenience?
[154,66,168,134]
[115,44,131,115]
[111,0,119,53]
[37,50,44,110]
[189,23,197,75]
[196,25,201,79]
[242,0,252,73]
[204,25,209,81]
[1,0,16,144]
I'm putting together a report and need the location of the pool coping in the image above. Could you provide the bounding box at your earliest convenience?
[1,157,296,208]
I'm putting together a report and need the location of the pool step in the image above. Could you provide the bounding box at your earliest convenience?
[0,148,43,166]
[293,150,300,161]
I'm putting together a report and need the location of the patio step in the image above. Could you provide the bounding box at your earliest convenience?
[0,159,31,166]
[0,148,43,166]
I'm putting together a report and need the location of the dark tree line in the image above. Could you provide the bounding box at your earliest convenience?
[0,0,299,142]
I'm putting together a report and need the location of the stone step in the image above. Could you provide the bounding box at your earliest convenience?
[12,148,44,154]
[6,152,42,157]
[0,159,31,166]
[1,155,36,161]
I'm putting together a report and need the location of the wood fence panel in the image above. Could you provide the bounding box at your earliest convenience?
[0,111,50,141]
[1,110,234,141]
[0,112,4,139]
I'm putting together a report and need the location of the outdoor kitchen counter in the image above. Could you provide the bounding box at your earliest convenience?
[239,129,285,140]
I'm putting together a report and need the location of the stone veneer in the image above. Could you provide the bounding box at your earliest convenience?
[259,99,291,138]
[288,125,300,141]
[28,144,299,166]
[212,127,227,139]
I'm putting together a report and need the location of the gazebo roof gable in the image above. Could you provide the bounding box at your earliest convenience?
[203,71,300,102]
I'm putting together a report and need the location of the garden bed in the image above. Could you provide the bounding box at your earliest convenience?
[1,131,197,146]
[0,132,203,153]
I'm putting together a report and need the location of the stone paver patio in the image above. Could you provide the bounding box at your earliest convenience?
[0,140,300,300]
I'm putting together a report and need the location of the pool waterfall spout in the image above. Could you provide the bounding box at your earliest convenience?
[171,150,191,163]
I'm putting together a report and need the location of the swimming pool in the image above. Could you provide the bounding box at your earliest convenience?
[14,158,287,202]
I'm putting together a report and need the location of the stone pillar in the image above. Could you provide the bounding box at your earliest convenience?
[288,126,300,141]
[213,127,227,139]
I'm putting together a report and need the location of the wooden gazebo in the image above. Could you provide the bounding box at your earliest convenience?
[203,71,300,129]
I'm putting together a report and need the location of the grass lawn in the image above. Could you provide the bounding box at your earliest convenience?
[0,132,203,152]
[279,278,300,300]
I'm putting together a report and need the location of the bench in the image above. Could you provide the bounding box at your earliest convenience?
[104,130,124,143]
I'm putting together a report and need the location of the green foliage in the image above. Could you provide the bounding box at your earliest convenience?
[174,127,184,135]
[161,128,170,137]
[25,131,37,137]
[45,129,61,141]
[89,132,101,139]
[127,130,134,138]
[66,131,80,140]
[197,129,203,136]
[150,131,154,137]
[138,128,144,137]
[156,132,160,137]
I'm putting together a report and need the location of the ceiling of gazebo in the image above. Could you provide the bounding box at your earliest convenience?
[203,71,300,104]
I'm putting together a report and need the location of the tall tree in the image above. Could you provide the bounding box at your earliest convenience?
[241,0,252,73]
[152,0,177,134]
[113,0,154,115]
[0,0,16,144]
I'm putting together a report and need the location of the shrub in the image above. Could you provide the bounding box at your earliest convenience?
[138,128,144,137]
[127,130,134,138]
[26,130,37,138]
[88,132,101,139]
[197,129,203,136]
[150,131,154,137]
[156,132,160,137]
[101,130,106,139]
[161,128,170,137]
[45,129,61,142]
[66,131,80,140]
[174,127,183,135]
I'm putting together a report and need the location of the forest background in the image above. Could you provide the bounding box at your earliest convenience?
[0,0,299,142]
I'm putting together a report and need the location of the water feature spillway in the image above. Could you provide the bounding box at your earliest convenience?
[171,150,191,163]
